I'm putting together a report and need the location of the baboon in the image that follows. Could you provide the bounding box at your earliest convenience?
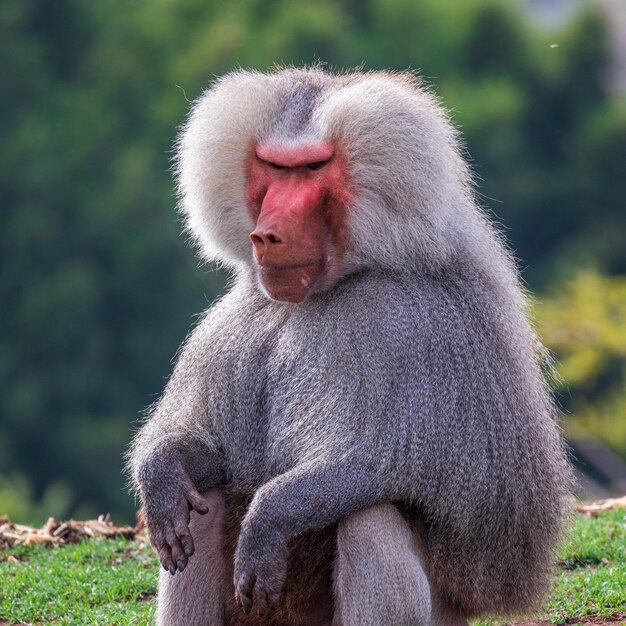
[128,68,572,626]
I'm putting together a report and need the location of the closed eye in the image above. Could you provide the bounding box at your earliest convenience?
[306,161,327,170]
[268,161,288,170]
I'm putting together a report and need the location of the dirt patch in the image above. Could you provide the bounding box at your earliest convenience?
[0,514,143,548]
[576,496,626,516]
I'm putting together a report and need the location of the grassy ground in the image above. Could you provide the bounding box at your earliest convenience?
[0,509,624,625]
[0,537,156,625]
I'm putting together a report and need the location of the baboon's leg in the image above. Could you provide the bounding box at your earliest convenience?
[332,503,432,626]
[155,489,229,626]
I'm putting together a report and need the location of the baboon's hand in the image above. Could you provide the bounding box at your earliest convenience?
[141,459,209,575]
[233,525,288,616]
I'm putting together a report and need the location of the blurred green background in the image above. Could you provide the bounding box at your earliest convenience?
[1,0,625,525]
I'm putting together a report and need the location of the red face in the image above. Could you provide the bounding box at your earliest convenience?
[246,141,352,303]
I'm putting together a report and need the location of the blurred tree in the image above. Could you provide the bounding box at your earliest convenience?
[0,0,225,522]
[463,3,530,80]
[536,271,626,459]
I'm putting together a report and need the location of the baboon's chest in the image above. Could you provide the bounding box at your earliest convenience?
[219,319,337,481]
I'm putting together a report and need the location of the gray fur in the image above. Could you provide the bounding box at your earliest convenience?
[128,68,572,624]
[334,503,432,625]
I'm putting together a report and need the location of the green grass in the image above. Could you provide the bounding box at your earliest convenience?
[0,537,157,625]
[0,510,624,625]
[549,508,626,623]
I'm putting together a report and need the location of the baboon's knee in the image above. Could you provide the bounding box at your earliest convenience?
[333,504,432,626]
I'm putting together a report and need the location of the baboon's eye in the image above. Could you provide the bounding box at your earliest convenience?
[268,162,287,170]
[306,161,327,170]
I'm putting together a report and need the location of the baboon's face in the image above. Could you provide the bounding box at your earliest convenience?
[245,141,353,303]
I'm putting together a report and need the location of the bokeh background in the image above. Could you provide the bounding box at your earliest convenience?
[1,0,625,525]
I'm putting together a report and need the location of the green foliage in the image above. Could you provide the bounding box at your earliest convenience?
[536,271,626,459]
[0,0,624,521]
[0,474,73,526]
